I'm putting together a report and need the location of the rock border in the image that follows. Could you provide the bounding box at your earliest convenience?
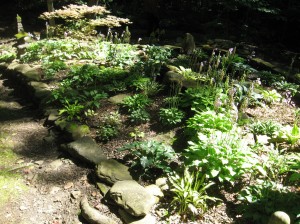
[0,60,165,224]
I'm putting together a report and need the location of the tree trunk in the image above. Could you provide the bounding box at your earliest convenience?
[47,0,55,26]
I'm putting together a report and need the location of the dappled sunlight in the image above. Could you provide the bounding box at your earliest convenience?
[0,173,28,207]
[0,100,23,110]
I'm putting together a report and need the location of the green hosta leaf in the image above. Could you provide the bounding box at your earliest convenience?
[256,165,267,176]
[291,123,300,136]
[140,156,150,168]
[289,172,300,182]
[210,169,219,177]
[221,158,229,165]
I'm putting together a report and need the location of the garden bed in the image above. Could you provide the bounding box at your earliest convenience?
[0,4,299,223]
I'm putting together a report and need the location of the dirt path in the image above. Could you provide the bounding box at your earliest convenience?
[0,76,102,224]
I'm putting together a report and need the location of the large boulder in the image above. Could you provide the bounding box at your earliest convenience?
[109,180,156,217]
[63,136,106,165]
[7,62,42,81]
[96,159,132,185]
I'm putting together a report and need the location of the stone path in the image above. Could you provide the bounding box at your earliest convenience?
[0,75,102,224]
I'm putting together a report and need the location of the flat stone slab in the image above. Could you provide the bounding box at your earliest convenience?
[108,94,130,104]
[109,180,155,217]
[63,136,107,165]
[96,159,132,185]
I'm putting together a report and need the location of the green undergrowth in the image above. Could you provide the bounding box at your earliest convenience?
[0,132,27,207]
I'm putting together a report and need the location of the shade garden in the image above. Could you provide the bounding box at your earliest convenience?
[0,4,299,224]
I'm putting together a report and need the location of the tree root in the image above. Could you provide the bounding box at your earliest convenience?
[80,196,117,224]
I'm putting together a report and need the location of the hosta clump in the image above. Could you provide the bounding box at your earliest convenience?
[261,89,282,104]
[97,112,122,142]
[181,86,224,111]
[59,100,84,121]
[184,129,258,184]
[42,60,67,79]
[273,80,299,96]
[186,110,233,138]
[261,148,300,183]
[81,90,108,109]
[237,180,300,223]
[129,109,150,124]
[258,71,285,86]
[271,123,300,146]
[131,77,164,96]
[249,120,282,138]
[121,94,151,113]
[159,107,185,126]
[134,45,171,79]
[118,140,177,178]
[20,39,97,63]
[0,49,16,62]
[168,168,220,218]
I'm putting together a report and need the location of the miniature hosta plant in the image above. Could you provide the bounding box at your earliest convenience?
[271,123,300,146]
[0,49,16,62]
[159,107,185,126]
[131,78,164,96]
[168,168,220,217]
[249,120,282,142]
[42,60,67,79]
[261,89,282,104]
[118,140,177,178]
[59,100,84,121]
[129,109,150,124]
[121,94,152,113]
[181,86,222,111]
[260,148,300,183]
[96,112,122,142]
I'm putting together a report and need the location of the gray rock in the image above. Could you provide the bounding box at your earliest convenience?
[155,177,169,191]
[45,109,60,122]
[96,159,132,185]
[268,211,290,224]
[65,123,90,140]
[23,66,42,81]
[13,63,31,74]
[63,136,106,165]
[144,185,163,203]
[96,182,111,196]
[108,94,130,105]
[149,130,175,145]
[30,81,51,99]
[109,180,155,217]
[54,119,90,140]
[165,70,198,88]
[45,159,63,172]
[119,209,156,224]
[9,63,42,81]
[7,61,19,70]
